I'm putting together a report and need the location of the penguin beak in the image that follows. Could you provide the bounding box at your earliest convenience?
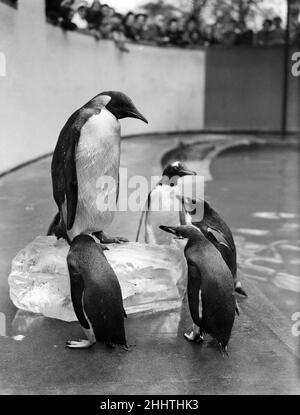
[125,108,148,124]
[159,225,177,235]
[159,225,184,239]
[179,168,197,176]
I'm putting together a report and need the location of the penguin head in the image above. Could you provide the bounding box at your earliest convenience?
[159,224,201,240]
[99,91,148,123]
[71,234,96,248]
[162,162,196,179]
[67,235,104,278]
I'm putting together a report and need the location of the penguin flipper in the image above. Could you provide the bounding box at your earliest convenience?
[52,106,101,231]
[67,257,90,330]
[184,324,204,343]
[206,226,231,250]
[187,263,202,328]
[235,300,240,316]
[70,281,90,330]
[65,137,78,230]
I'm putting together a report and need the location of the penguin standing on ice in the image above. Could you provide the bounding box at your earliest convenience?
[66,234,127,349]
[180,197,247,298]
[49,91,148,243]
[160,224,236,354]
[135,161,196,244]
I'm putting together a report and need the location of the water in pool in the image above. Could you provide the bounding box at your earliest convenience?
[187,144,300,319]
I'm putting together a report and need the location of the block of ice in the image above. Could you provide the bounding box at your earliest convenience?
[8,236,187,321]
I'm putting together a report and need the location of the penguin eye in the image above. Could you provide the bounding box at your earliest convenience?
[170,183,174,187]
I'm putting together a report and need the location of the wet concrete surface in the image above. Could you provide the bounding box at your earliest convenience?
[0,134,299,394]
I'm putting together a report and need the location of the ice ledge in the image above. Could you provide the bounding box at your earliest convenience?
[8,236,187,321]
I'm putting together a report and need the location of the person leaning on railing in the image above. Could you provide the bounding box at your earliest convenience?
[182,16,206,47]
[86,0,103,39]
[146,15,170,46]
[123,12,139,42]
[71,2,89,30]
[165,17,186,47]
[133,13,152,42]
[60,8,77,31]
[47,1,294,50]
[99,8,129,52]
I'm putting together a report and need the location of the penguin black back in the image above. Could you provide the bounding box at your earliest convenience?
[160,225,235,353]
[67,235,127,347]
[187,201,236,275]
[182,199,247,297]
[185,232,235,351]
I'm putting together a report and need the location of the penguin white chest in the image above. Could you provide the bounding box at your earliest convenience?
[72,109,120,236]
[146,185,182,245]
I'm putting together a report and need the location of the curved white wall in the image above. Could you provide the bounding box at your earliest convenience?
[0,0,206,174]
[1,1,299,175]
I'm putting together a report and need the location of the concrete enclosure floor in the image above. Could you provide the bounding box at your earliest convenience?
[0,133,299,394]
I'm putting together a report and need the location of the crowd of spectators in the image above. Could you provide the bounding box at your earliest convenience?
[46,0,300,52]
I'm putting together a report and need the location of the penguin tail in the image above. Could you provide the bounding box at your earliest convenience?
[47,212,61,236]
[47,211,69,243]
[218,343,229,357]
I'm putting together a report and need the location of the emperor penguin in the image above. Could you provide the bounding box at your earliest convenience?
[66,234,127,349]
[180,197,247,298]
[135,161,196,245]
[160,224,236,355]
[49,91,148,243]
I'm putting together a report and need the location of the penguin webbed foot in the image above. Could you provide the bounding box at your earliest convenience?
[93,231,129,244]
[218,343,229,357]
[105,342,133,351]
[183,330,204,344]
[120,344,136,352]
[99,243,109,251]
[66,339,95,349]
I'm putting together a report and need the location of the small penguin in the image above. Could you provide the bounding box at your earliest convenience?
[181,197,247,298]
[50,91,148,243]
[66,234,127,349]
[160,224,236,354]
[135,161,196,244]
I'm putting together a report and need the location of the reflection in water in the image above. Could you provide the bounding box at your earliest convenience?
[12,309,45,337]
[237,235,300,293]
[274,273,300,292]
[236,228,270,236]
[12,334,25,341]
[252,212,299,220]
[183,145,299,318]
